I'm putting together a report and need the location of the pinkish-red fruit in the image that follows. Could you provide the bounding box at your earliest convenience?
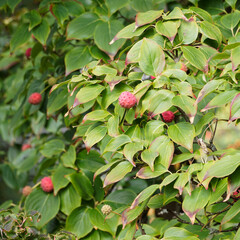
[150,76,156,79]
[119,91,137,109]
[28,92,42,105]
[25,48,32,59]
[21,144,31,151]
[41,177,53,193]
[22,186,32,196]
[162,111,175,123]
[180,63,187,72]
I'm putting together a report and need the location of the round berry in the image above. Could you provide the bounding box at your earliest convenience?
[48,77,57,86]
[21,144,31,151]
[41,177,53,193]
[22,186,32,196]
[28,92,42,105]
[119,91,137,109]
[162,111,175,123]
[101,204,112,215]
[25,48,32,59]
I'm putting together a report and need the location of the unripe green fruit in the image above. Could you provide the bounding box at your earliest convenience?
[101,204,112,215]
[48,77,57,86]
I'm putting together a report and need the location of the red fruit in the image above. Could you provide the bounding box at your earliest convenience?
[162,111,175,123]
[22,186,32,196]
[41,177,53,193]
[150,76,156,79]
[119,91,137,109]
[28,92,42,105]
[180,63,187,72]
[25,48,32,59]
[21,144,31,151]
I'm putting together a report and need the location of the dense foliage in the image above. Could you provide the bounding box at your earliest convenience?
[1,0,240,239]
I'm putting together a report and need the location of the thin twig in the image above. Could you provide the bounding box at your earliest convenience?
[210,119,218,145]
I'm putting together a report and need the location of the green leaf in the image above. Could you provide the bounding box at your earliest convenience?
[122,200,148,228]
[76,84,105,104]
[204,153,240,180]
[105,0,129,15]
[10,23,31,51]
[195,112,215,136]
[164,227,198,238]
[103,161,133,187]
[76,150,105,172]
[63,1,84,16]
[104,135,131,153]
[136,163,167,179]
[144,120,165,144]
[52,3,68,25]
[150,135,174,169]
[221,11,240,30]
[172,153,194,165]
[182,186,210,224]
[47,87,68,115]
[179,19,198,44]
[94,159,122,180]
[208,178,227,205]
[92,65,117,76]
[94,20,125,59]
[156,20,180,43]
[141,149,158,171]
[83,110,111,123]
[66,207,93,238]
[12,149,39,172]
[230,93,240,121]
[67,13,101,40]
[89,208,116,236]
[174,172,189,195]
[110,23,149,44]
[134,80,152,103]
[190,7,213,22]
[25,188,60,229]
[200,21,222,46]
[159,173,179,191]
[32,19,50,45]
[168,123,195,153]
[202,90,238,112]
[123,142,143,166]
[107,115,119,137]
[7,0,21,12]
[137,236,158,240]
[231,45,240,71]
[234,226,240,240]
[225,0,237,8]
[60,184,81,215]
[139,38,165,77]
[84,125,107,151]
[226,170,240,201]
[40,139,65,158]
[196,80,225,105]
[130,184,159,209]
[172,95,197,123]
[66,172,94,200]
[145,90,174,117]
[181,46,208,72]
[61,145,76,169]
[24,10,42,30]
[135,10,163,27]
[52,164,75,195]
[163,7,187,20]
[126,40,142,64]
[221,199,240,225]
[65,46,92,76]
